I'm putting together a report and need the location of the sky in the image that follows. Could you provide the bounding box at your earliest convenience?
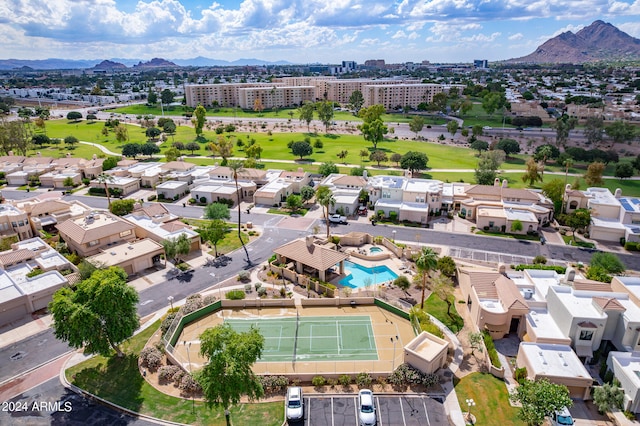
[1,0,640,64]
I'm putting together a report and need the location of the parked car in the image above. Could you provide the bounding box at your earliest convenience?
[551,406,574,425]
[358,206,368,216]
[286,387,303,422]
[328,214,348,224]
[358,389,376,426]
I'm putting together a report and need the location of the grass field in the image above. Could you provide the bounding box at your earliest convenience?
[455,372,525,426]
[65,320,283,426]
[424,293,464,333]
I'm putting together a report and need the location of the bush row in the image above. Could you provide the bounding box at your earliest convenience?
[483,331,502,368]
[513,264,566,274]
[624,242,640,251]
[388,363,439,388]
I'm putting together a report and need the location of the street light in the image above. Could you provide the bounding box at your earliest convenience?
[392,230,396,243]
[184,340,195,414]
[466,398,476,424]
[210,272,220,300]
[390,336,398,371]
[167,296,174,310]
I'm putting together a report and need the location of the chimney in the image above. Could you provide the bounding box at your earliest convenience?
[92,154,97,160]
[615,188,622,199]
[37,151,41,157]
[502,179,508,188]
[305,235,314,249]
[494,178,500,186]
[363,170,368,179]
[565,184,572,192]
[8,151,13,156]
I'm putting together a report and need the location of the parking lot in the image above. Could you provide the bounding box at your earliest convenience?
[291,395,447,426]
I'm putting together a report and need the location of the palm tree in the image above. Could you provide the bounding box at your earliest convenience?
[95,173,115,208]
[415,247,439,310]
[316,185,335,238]
[229,160,251,265]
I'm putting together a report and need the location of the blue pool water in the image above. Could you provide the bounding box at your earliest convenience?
[339,260,398,289]
[369,247,383,253]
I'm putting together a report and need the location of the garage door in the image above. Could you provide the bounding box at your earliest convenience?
[0,303,29,326]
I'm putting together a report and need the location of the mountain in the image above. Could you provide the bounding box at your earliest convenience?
[91,60,127,70]
[171,56,292,66]
[508,20,640,63]
[0,58,98,70]
[132,57,178,68]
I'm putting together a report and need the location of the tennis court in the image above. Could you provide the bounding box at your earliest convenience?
[224,315,378,362]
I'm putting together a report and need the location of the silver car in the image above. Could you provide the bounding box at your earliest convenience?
[358,389,376,426]
[286,386,303,421]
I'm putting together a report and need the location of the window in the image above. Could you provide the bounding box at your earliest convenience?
[489,221,495,228]
[579,330,593,341]
[88,240,100,247]
[119,230,132,237]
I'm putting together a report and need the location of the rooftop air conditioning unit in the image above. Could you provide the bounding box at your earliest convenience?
[523,289,534,300]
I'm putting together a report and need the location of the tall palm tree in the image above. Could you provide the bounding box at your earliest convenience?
[315,185,335,238]
[415,247,439,310]
[95,173,115,208]
[229,160,250,265]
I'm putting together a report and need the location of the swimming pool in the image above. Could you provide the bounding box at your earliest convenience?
[339,260,398,289]
[369,247,383,253]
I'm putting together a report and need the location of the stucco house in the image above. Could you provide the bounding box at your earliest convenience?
[56,211,137,257]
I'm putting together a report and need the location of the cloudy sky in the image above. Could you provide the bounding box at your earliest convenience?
[2,0,640,64]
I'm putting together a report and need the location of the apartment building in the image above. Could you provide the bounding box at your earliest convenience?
[237,86,315,109]
[184,83,274,108]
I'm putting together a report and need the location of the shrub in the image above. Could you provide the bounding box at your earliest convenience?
[160,312,178,336]
[625,242,639,251]
[339,374,352,387]
[514,367,528,384]
[328,377,338,388]
[355,372,373,388]
[237,271,250,282]
[158,365,181,384]
[179,294,204,315]
[483,331,501,368]
[257,287,267,297]
[388,363,437,387]
[26,268,44,278]
[139,347,163,371]
[244,283,252,292]
[147,194,157,201]
[172,369,185,386]
[203,295,217,305]
[226,289,245,300]
[255,282,262,291]
[179,373,202,394]
[514,264,566,274]
[532,255,547,265]
[260,375,289,391]
[312,376,326,387]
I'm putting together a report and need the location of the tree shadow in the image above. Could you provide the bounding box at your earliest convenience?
[323,134,340,139]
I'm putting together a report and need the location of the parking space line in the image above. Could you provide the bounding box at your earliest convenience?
[399,397,407,425]
[422,398,431,426]
[331,397,335,426]
[375,396,382,426]
[353,396,359,426]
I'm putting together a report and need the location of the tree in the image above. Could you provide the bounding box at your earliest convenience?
[394,275,411,293]
[347,90,364,115]
[510,379,572,426]
[122,142,141,158]
[195,323,264,420]
[633,154,640,172]
[496,138,520,157]
[204,202,231,220]
[511,219,523,233]
[357,105,388,150]
[359,149,369,163]
[584,116,604,146]
[605,120,636,144]
[431,274,455,315]
[49,267,139,357]
[472,125,484,137]
[162,120,177,135]
[409,116,425,138]
[95,173,115,208]
[542,179,565,213]
[534,144,556,177]
[66,111,82,121]
[245,143,262,160]
[185,142,200,155]
[584,161,605,186]
[446,120,459,137]
[300,186,315,204]
[437,256,457,278]
[160,89,174,105]
[64,135,79,149]
[551,115,578,147]
[482,92,506,116]
[144,127,160,141]
[286,194,302,212]
[615,162,634,179]
[593,383,624,414]
[521,157,543,186]
[164,147,181,162]
[370,150,388,166]
[140,142,160,158]
[431,92,449,113]
[590,252,626,275]
[32,134,50,148]
[229,160,251,265]
[147,89,158,104]
[468,332,483,356]
[416,247,438,309]
[316,101,334,133]
[316,185,335,238]
[193,105,207,136]
[291,140,313,159]
[63,176,75,188]
[318,161,339,177]
[390,153,402,167]
[566,208,591,242]
[400,151,429,176]
[337,150,348,164]
[470,139,489,155]
[200,219,228,258]
[475,150,505,185]
[298,102,315,131]
[115,124,129,143]
[109,199,136,216]
[162,233,191,264]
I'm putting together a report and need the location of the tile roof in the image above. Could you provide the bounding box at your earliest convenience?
[466,271,501,299]
[0,248,35,267]
[160,221,189,233]
[572,280,613,293]
[274,239,348,271]
[56,213,136,244]
[29,200,71,216]
[466,185,539,200]
[161,161,195,172]
[333,175,367,187]
[592,297,626,312]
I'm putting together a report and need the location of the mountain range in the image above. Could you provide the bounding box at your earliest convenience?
[508,20,640,63]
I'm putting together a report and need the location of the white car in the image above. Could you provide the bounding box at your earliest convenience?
[286,386,303,421]
[551,406,574,425]
[358,389,376,426]
[328,214,347,224]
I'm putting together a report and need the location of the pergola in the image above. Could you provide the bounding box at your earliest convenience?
[273,237,348,282]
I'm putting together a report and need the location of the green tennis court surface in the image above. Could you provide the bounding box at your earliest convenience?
[224,315,378,362]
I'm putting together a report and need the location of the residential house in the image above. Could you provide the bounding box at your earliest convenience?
[607,352,640,413]
[253,169,311,206]
[191,181,255,205]
[86,238,164,276]
[124,204,201,253]
[90,176,140,197]
[0,203,33,240]
[320,174,368,215]
[156,181,189,201]
[9,192,92,233]
[56,211,137,257]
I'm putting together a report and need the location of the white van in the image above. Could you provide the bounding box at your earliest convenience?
[551,406,574,425]
[286,386,303,421]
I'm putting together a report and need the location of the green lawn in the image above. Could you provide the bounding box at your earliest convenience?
[65,320,283,426]
[455,372,525,426]
[423,293,464,333]
[562,234,596,248]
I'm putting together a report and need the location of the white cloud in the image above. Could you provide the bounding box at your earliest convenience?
[508,33,524,40]
[617,21,640,38]
[392,30,407,39]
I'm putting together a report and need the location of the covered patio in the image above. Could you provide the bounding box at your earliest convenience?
[273,236,348,282]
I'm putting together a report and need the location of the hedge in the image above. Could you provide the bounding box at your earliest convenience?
[625,242,640,252]
[514,264,566,274]
[483,331,502,368]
